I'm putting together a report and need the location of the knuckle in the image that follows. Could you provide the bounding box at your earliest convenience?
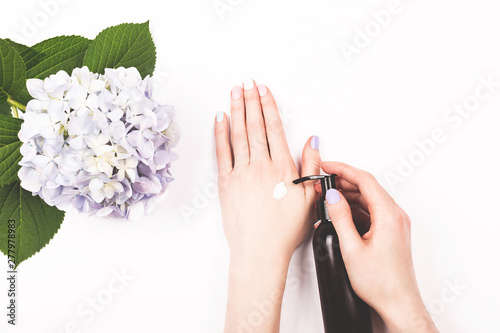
[217,172,231,189]
[403,211,412,226]
[231,102,244,114]
[387,208,405,223]
[404,212,411,223]
[248,141,266,155]
[266,118,284,133]
[244,90,259,102]
[336,210,352,223]
[329,205,350,221]
[362,171,376,182]
[214,124,226,134]
[260,97,275,110]
[246,120,265,133]
[308,153,322,167]
[231,129,248,143]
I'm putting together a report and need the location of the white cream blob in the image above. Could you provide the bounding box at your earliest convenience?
[273,182,288,200]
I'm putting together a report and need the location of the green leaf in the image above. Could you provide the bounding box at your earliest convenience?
[12,88,32,107]
[83,22,156,78]
[0,38,27,104]
[0,182,65,267]
[0,143,22,185]
[0,102,12,116]
[0,115,22,147]
[0,115,23,186]
[20,35,91,80]
[5,39,29,55]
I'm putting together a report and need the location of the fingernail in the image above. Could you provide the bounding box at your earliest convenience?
[231,86,242,99]
[243,79,254,90]
[311,135,319,150]
[216,111,224,123]
[326,189,341,205]
[257,84,267,96]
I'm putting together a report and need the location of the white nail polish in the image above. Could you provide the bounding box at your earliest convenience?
[216,111,224,123]
[243,79,254,90]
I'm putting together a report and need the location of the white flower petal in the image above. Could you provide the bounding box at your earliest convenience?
[128,201,144,221]
[20,172,42,193]
[89,178,104,192]
[104,184,115,199]
[27,79,50,100]
[90,190,105,203]
[89,79,106,93]
[96,207,113,217]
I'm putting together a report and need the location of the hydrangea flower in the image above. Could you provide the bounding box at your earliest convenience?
[18,66,179,220]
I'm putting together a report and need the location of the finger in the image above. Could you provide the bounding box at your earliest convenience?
[315,177,358,193]
[230,85,249,167]
[336,177,359,192]
[341,191,369,212]
[321,161,393,214]
[242,79,269,162]
[314,181,369,212]
[350,204,372,237]
[314,181,322,194]
[325,189,363,253]
[301,136,322,197]
[258,85,291,162]
[214,111,232,174]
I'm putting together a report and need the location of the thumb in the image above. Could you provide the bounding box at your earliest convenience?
[301,136,322,195]
[325,188,363,253]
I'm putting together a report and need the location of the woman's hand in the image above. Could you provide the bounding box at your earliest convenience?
[319,162,438,333]
[215,80,321,260]
[215,80,320,332]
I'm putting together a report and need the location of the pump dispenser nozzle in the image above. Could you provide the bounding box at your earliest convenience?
[293,174,336,195]
[293,174,337,223]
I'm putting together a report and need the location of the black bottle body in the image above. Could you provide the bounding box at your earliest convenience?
[313,220,372,333]
[292,174,372,332]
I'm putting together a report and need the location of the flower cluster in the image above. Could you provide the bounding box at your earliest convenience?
[18,66,179,220]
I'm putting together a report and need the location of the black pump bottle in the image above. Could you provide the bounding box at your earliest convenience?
[293,175,373,333]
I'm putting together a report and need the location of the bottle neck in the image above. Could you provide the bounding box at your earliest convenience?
[317,197,331,222]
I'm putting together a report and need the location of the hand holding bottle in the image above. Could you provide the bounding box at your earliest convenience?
[319,161,439,333]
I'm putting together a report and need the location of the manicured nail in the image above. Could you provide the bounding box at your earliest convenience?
[231,86,242,99]
[243,79,254,90]
[216,111,224,123]
[257,84,267,96]
[326,189,341,205]
[311,135,319,150]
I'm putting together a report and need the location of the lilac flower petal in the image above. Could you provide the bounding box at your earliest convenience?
[138,140,154,159]
[132,177,150,193]
[154,150,170,167]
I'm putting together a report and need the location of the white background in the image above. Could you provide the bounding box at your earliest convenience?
[1,0,500,332]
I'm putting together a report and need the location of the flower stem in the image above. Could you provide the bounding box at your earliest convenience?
[12,106,19,118]
[7,97,26,112]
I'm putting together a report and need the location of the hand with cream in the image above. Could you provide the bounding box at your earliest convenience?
[318,162,439,333]
[214,80,321,332]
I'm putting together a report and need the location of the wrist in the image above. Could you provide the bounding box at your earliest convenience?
[225,252,291,332]
[377,294,438,333]
[229,250,291,281]
[229,244,293,269]
[228,251,291,303]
